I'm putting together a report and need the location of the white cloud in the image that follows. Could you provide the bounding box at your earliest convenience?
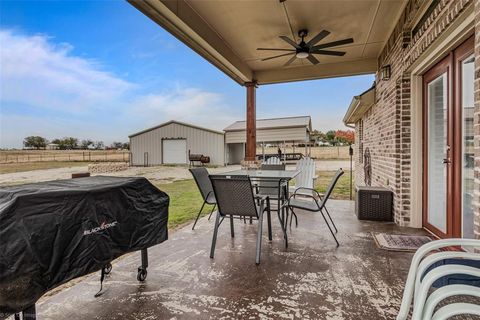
[0,29,241,148]
[127,87,240,132]
[0,29,132,112]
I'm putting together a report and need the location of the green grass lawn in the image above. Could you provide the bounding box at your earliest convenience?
[152,179,215,229]
[153,170,354,229]
[315,170,354,200]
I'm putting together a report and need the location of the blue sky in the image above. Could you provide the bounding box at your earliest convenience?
[0,0,374,148]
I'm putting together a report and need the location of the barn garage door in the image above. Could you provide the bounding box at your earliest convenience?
[163,139,187,164]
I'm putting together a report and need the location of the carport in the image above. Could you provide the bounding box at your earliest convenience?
[224,116,312,164]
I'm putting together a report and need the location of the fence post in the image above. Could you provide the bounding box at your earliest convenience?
[83,152,85,161]
[53,154,55,161]
[105,152,107,161]
[89,152,91,161]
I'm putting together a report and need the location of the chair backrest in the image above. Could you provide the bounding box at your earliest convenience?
[189,167,213,200]
[258,164,286,197]
[295,157,316,189]
[397,238,480,320]
[264,157,281,165]
[261,163,285,171]
[319,169,344,209]
[209,175,258,217]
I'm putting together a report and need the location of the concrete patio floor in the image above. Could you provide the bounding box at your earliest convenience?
[33,200,426,320]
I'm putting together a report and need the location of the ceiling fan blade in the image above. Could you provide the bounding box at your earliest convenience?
[279,35,300,49]
[284,55,297,66]
[307,54,320,65]
[312,38,354,50]
[262,52,295,61]
[311,49,346,56]
[306,30,330,46]
[257,48,296,52]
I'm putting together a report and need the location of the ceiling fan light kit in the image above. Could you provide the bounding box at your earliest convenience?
[296,51,309,59]
[257,28,353,67]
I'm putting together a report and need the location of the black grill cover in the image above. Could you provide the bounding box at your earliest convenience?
[0,176,169,314]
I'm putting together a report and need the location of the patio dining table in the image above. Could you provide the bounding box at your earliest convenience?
[215,169,300,229]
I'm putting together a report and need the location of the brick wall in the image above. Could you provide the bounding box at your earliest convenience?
[354,0,474,229]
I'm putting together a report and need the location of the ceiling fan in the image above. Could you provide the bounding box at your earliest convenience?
[257,29,353,66]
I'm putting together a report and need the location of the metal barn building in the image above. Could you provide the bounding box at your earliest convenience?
[129,120,225,166]
[224,116,312,164]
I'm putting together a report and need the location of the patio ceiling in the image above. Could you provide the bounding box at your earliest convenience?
[128,0,407,85]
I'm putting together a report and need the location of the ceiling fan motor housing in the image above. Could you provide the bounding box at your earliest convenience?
[296,29,310,58]
[296,48,309,58]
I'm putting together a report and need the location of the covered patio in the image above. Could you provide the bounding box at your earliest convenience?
[35,200,425,319]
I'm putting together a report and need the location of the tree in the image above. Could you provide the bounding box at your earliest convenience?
[122,142,130,150]
[51,138,66,150]
[325,130,336,141]
[93,141,104,150]
[80,139,93,149]
[23,136,48,149]
[335,130,355,145]
[111,142,124,149]
[62,137,79,150]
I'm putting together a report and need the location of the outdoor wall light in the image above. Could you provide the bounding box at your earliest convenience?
[381,65,391,81]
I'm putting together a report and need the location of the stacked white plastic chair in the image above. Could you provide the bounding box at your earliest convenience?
[289,157,316,195]
[397,238,480,320]
[263,157,282,165]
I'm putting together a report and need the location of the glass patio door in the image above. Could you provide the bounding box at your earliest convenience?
[424,64,450,237]
[423,36,474,238]
[455,38,475,239]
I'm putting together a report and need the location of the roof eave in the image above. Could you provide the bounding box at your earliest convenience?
[343,85,375,126]
[128,0,253,85]
[129,120,224,138]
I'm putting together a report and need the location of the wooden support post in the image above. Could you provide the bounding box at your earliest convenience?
[245,81,257,161]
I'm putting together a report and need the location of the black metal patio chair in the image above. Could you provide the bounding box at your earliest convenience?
[209,175,287,264]
[255,163,300,227]
[286,168,344,246]
[189,167,217,230]
[256,163,287,202]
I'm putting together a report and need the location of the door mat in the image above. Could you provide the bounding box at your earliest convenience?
[373,233,433,252]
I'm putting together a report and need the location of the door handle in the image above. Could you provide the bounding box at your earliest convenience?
[442,158,451,164]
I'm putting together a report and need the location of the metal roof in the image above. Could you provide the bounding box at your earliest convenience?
[129,120,224,138]
[224,116,311,131]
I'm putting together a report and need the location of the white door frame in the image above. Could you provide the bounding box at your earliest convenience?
[408,7,474,228]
